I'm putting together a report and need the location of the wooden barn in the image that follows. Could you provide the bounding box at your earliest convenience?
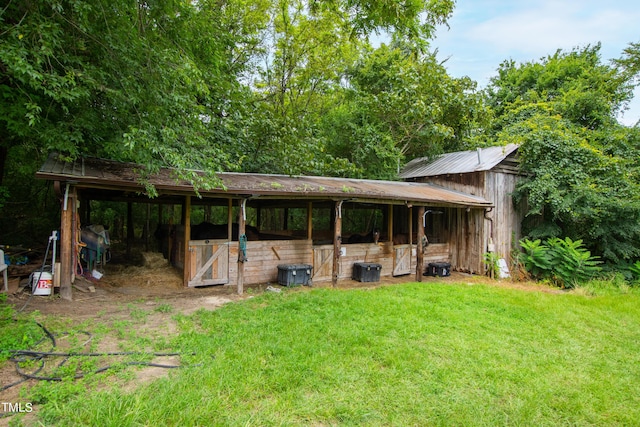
[36,153,494,299]
[400,144,522,274]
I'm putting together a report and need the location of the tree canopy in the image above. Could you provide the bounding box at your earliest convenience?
[0,0,456,188]
[484,45,640,264]
[2,1,640,270]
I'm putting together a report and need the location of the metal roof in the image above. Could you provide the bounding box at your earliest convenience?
[36,153,493,208]
[399,144,519,179]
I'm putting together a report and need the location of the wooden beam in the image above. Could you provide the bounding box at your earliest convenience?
[332,200,343,287]
[416,206,425,282]
[59,184,74,301]
[182,195,191,287]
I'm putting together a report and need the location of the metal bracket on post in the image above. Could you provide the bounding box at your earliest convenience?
[241,198,247,222]
[421,209,445,253]
[63,183,70,211]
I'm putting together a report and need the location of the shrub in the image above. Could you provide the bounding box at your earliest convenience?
[628,261,640,285]
[519,237,602,288]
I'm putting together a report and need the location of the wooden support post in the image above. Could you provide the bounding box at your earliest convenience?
[59,184,75,301]
[237,198,247,294]
[332,200,343,287]
[183,196,191,287]
[416,206,425,282]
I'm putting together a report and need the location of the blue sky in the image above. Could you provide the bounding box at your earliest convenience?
[432,0,640,126]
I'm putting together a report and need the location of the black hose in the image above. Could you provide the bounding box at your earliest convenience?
[1,320,193,391]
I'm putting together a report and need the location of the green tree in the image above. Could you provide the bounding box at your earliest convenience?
[0,0,266,242]
[485,45,640,265]
[231,0,460,178]
[0,0,460,242]
[319,41,489,179]
[0,0,264,191]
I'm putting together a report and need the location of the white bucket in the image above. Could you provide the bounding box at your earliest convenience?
[32,271,53,296]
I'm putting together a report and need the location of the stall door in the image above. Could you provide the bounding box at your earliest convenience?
[312,245,334,282]
[393,244,412,276]
[188,240,230,287]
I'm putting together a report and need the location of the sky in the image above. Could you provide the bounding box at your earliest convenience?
[432,0,640,126]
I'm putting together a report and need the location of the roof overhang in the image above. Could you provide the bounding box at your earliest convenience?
[36,153,493,209]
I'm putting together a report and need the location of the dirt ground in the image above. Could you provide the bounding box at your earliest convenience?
[3,252,535,319]
[1,253,553,425]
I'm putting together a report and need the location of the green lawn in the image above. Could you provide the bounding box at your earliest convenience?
[6,281,640,426]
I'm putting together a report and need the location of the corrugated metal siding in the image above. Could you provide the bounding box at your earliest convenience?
[400,144,519,179]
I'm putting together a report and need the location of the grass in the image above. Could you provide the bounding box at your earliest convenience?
[3,281,640,426]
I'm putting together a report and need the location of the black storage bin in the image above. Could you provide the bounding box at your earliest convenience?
[277,264,313,286]
[352,262,382,282]
[425,262,451,277]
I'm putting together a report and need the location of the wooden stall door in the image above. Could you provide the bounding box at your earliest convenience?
[188,240,230,287]
[393,244,412,276]
[313,245,334,282]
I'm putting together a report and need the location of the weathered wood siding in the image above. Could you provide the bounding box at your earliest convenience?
[188,239,230,287]
[338,242,394,280]
[484,170,522,261]
[310,242,451,281]
[428,172,485,198]
[228,240,313,286]
[312,245,334,282]
[446,208,485,274]
[177,236,454,286]
[423,243,450,266]
[422,173,487,273]
[417,166,522,273]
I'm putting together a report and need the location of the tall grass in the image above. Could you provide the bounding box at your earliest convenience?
[25,283,640,425]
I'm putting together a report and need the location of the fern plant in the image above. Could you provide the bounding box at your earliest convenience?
[519,237,602,288]
[628,261,640,284]
[519,239,551,279]
[546,237,602,288]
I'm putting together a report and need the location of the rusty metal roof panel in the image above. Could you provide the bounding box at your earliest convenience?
[400,144,519,179]
[37,153,492,208]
